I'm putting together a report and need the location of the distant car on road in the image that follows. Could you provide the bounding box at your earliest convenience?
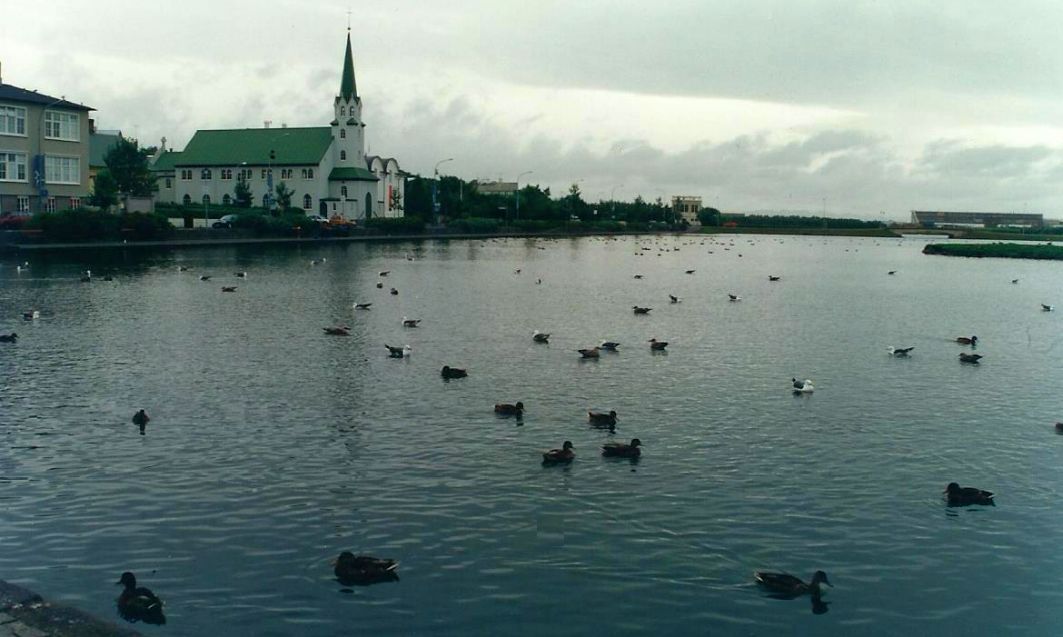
[212,214,240,229]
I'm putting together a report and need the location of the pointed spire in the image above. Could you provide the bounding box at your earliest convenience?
[340,32,358,101]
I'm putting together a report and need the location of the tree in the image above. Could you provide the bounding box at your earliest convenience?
[390,187,403,212]
[103,137,156,196]
[234,176,252,208]
[698,207,722,226]
[274,181,294,211]
[88,168,119,210]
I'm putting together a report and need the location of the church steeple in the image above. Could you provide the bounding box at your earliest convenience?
[340,31,358,102]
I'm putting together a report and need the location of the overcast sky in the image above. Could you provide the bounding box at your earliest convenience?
[4,0,1062,218]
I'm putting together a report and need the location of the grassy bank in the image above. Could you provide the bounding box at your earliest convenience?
[923,242,1063,260]
[702,226,900,238]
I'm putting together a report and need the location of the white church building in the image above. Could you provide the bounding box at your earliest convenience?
[155,32,404,220]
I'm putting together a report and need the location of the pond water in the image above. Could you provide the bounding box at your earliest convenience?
[1,234,1062,636]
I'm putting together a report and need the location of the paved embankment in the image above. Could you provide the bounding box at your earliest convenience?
[0,581,140,637]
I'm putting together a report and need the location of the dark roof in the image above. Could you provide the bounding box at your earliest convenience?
[0,84,93,111]
[176,128,332,167]
[150,150,182,172]
[329,166,378,181]
[88,132,122,168]
[340,33,358,101]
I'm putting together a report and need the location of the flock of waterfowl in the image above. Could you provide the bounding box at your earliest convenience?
[1,233,1057,626]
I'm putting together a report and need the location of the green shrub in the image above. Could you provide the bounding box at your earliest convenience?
[23,209,174,242]
[450,217,501,233]
[366,216,425,234]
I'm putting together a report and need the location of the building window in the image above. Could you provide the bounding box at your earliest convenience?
[340,129,346,139]
[0,151,28,181]
[223,194,231,205]
[340,151,346,160]
[70,197,81,209]
[303,194,312,210]
[281,168,292,180]
[0,105,27,136]
[202,194,211,205]
[238,169,252,181]
[221,168,233,180]
[180,169,192,181]
[340,106,345,116]
[46,197,57,213]
[44,156,80,184]
[307,168,314,179]
[182,194,192,205]
[301,168,307,179]
[165,177,172,189]
[331,202,336,211]
[17,196,29,212]
[341,186,348,198]
[201,168,212,180]
[43,111,80,141]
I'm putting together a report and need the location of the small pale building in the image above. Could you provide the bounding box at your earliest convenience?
[672,195,702,224]
[165,32,404,220]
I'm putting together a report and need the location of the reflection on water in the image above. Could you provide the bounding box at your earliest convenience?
[2,235,1063,635]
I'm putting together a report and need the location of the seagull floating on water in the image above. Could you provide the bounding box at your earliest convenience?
[887,346,914,356]
[669,294,680,304]
[402,316,421,327]
[599,341,620,351]
[385,344,411,358]
[792,378,814,393]
[354,302,372,310]
[1042,304,1055,312]
[234,272,247,278]
[379,271,390,277]
[22,310,40,321]
[633,306,652,314]
[199,275,212,281]
[728,294,741,302]
[532,330,550,343]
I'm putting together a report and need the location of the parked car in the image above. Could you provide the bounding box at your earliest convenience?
[212,214,240,229]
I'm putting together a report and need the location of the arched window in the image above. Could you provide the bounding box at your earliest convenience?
[340,129,346,139]
[182,194,191,205]
[223,194,231,205]
[303,194,312,210]
[341,186,348,198]
[340,106,345,116]
[364,192,372,219]
[340,151,347,160]
[201,168,212,180]
[202,194,211,205]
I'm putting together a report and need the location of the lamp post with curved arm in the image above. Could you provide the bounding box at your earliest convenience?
[515,170,533,221]
[432,158,453,224]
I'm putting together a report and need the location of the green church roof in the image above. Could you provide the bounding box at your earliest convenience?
[176,127,332,167]
[329,167,378,182]
[150,150,181,172]
[340,33,358,101]
[88,131,122,168]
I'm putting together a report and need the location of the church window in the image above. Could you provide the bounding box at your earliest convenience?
[340,151,347,160]
[340,106,345,116]
[221,168,232,180]
[301,168,307,179]
[340,129,346,139]
[307,168,314,179]
[180,169,192,181]
[202,194,211,205]
[201,168,212,180]
[182,194,191,205]
[341,186,348,197]
[303,194,312,210]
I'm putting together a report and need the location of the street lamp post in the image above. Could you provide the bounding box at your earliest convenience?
[433,158,453,225]
[515,170,534,221]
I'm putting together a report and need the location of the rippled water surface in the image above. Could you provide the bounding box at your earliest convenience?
[2,234,1062,636]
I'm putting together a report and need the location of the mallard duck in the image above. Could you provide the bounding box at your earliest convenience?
[769,275,781,281]
[532,330,550,343]
[728,294,741,302]
[887,346,914,356]
[441,365,467,379]
[959,353,983,364]
[542,441,575,465]
[955,335,978,345]
[221,286,237,292]
[390,287,399,295]
[649,338,668,351]
[792,378,814,392]
[354,302,372,310]
[632,306,652,314]
[754,571,832,596]
[22,310,39,320]
[324,326,351,336]
[132,410,150,427]
[376,282,384,289]
[600,341,620,351]
[333,552,399,585]
[578,347,600,359]
[402,317,421,327]
[0,333,17,343]
[945,482,994,506]
[588,410,618,426]
[116,572,165,625]
[495,401,524,416]
[385,344,411,358]
[602,438,641,458]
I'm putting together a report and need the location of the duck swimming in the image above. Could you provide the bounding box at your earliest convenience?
[955,335,978,345]
[323,326,351,336]
[945,482,994,506]
[0,333,17,343]
[402,317,421,327]
[132,410,150,427]
[532,330,550,343]
[441,365,468,379]
[959,353,983,364]
[221,286,237,292]
[354,302,372,310]
[333,552,399,585]
[599,341,620,351]
[669,294,680,304]
[632,306,652,314]
[887,346,914,356]
[390,287,399,295]
[588,410,617,426]
[602,438,641,458]
[22,310,40,320]
[578,347,600,359]
[754,571,832,597]
[728,294,741,302]
[495,401,524,416]
[542,441,575,465]
[234,272,247,278]
[648,338,668,351]
[1043,304,1055,312]
[769,275,781,281]
[116,572,165,625]
[792,378,814,393]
